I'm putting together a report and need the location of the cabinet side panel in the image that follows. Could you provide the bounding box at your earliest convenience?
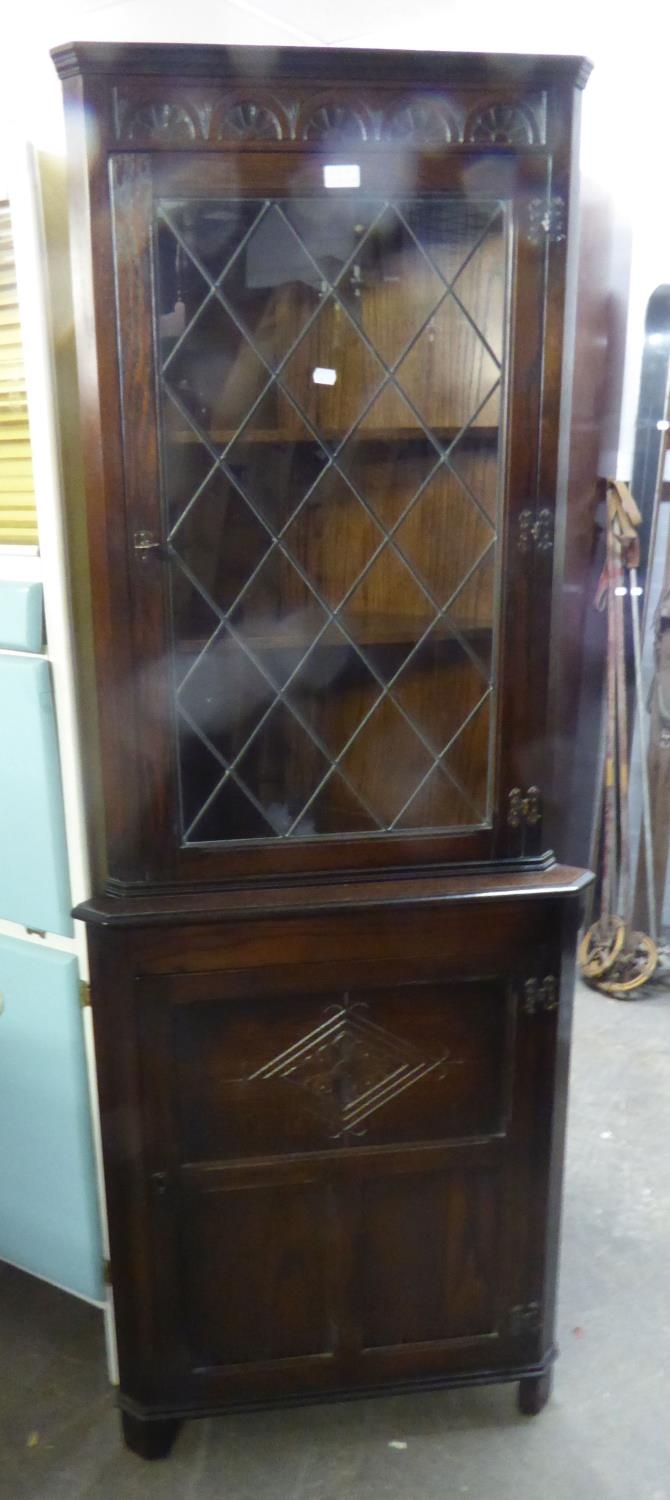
[110,154,176,872]
[61,77,140,879]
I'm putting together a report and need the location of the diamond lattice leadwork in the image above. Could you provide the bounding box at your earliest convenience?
[155,195,507,843]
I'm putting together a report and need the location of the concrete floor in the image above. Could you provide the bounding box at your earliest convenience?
[2,979,670,1499]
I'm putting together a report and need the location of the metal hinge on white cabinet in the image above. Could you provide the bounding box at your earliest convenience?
[527,195,566,244]
[103,1258,113,1287]
[79,981,91,1009]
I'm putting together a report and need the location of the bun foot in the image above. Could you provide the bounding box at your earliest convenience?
[518,1369,553,1416]
[121,1411,181,1459]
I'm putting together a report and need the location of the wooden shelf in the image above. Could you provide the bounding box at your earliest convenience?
[168,426,499,447]
[175,615,493,654]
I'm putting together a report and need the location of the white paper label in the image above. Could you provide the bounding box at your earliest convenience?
[323,164,361,189]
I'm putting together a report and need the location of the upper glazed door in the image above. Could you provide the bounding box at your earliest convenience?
[111,147,555,884]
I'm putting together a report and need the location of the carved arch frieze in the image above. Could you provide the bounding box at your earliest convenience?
[465,100,539,146]
[299,99,370,143]
[211,98,286,142]
[119,99,201,145]
[113,86,546,149]
[382,98,460,146]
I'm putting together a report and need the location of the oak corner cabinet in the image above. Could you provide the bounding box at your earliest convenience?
[53,40,595,1458]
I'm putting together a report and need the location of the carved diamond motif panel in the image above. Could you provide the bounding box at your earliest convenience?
[248,999,456,1137]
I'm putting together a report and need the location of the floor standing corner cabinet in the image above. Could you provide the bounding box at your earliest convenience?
[52,41,595,1459]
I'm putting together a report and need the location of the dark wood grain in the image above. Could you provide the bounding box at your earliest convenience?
[551,178,629,868]
[51,43,591,89]
[87,878,580,1428]
[61,74,141,881]
[518,1366,553,1415]
[55,42,593,1453]
[76,862,592,926]
[100,143,557,885]
[120,1412,180,1459]
[110,154,178,873]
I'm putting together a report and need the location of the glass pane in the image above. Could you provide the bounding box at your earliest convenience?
[178,636,277,767]
[338,384,440,528]
[392,624,491,754]
[226,394,328,529]
[284,625,382,756]
[154,191,508,845]
[163,294,269,447]
[334,204,445,366]
[159,201,262,284]
[228,549,329,661]
[338,697,435,826]
[339,546,436,679]
[395,302,500,438]
[394,466,496,607]
[170,470,272,617]
[281,297,387,449]
[283,471,384,608]
[219,204,324,370]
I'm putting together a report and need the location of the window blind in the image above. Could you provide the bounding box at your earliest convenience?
[0,200,38,548]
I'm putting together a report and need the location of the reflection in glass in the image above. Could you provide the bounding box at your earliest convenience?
[155,194,507,843]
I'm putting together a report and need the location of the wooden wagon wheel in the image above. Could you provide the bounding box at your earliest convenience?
[598,931,658,997]
[578,915,625,979]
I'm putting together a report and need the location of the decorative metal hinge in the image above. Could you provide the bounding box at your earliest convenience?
[79,980,91,1009]
[507,785,542,829]
[518,508,554,554]
[527,195,566,244]
[509,1301,543,1337]
[521,975,558,1015]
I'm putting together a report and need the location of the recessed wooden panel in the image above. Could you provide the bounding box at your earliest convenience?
[171,978,509,1161]
[358,1167,499,1348]
[179,1178,335,1367]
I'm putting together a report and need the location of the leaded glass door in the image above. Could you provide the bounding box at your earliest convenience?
[111,151,550,881]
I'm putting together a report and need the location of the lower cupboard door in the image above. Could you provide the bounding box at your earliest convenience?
[355,1162,502,1353]
[133,965,555,1404]
[180,1168,339,1372]
[168,1150,520,1404]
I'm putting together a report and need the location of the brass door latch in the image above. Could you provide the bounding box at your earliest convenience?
[518,508,554,554]
[521,976,558,1015]
[507,786,542,829]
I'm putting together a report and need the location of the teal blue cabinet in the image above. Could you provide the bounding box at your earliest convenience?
[0,653,72,935]
[0,580,43,653]
[0,937,102,1301]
